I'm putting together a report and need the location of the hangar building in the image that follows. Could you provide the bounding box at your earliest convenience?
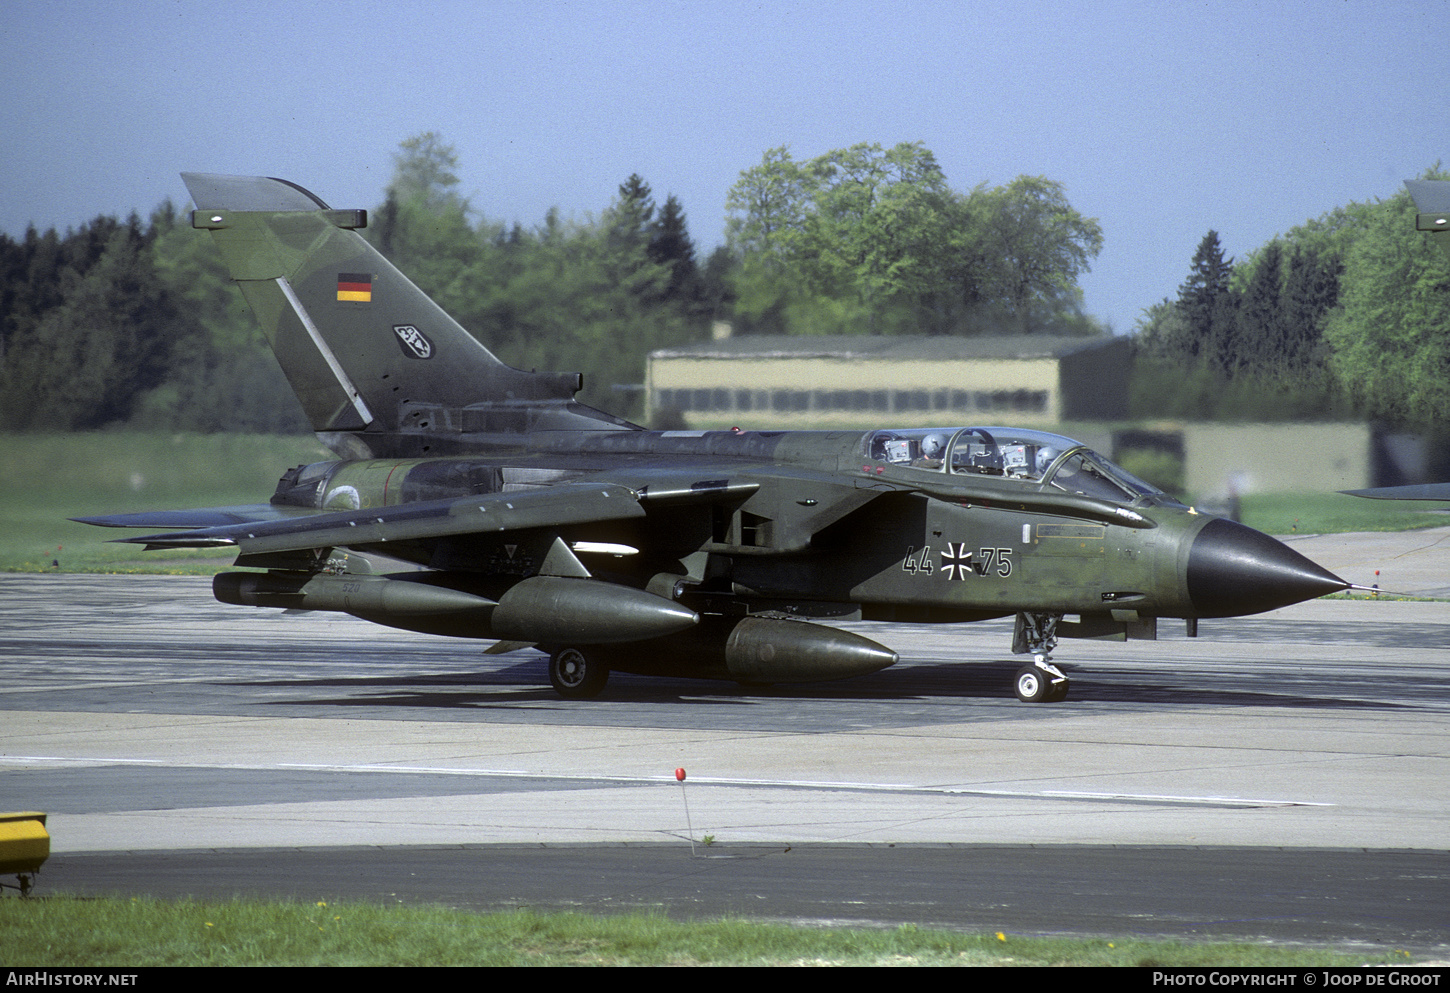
[646,334,1132,429]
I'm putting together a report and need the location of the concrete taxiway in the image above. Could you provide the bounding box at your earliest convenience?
[1,526,1447,945]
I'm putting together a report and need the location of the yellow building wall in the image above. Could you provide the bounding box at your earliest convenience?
[1184,423,1371,495]
[647,356,1063,428]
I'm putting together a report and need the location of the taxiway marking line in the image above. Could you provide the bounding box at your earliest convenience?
[2,755,1331,807]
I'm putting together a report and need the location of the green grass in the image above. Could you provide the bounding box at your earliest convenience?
[1237,491,1445,536]
[0,896,1423,967]
[0,432,330,573]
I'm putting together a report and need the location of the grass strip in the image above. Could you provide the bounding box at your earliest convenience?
[0,896,1422,967]
[0,433,328,574]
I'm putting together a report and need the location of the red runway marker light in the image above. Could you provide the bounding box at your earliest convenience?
[674,768,695,854]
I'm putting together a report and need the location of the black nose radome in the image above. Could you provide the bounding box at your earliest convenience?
[1187,517,1348,618]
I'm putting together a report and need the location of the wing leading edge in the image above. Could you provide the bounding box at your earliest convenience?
[111,482,648,554]
[72,505,321,530]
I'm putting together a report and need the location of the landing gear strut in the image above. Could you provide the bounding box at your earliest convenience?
[1,873,36,897]
[1011,612,1069,703]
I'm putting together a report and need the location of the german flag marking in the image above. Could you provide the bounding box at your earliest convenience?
[337,273,372,303]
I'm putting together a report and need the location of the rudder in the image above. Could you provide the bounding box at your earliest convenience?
[182,173,594,454]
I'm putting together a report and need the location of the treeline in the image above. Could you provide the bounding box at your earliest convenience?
[0,133,1109,432]
[723,143,1104,336]
[359,137,1109,404]
[368,134,713,415]
[0,133,714,430]
[4,132,1442,437]
[0,203,308,432]
[1134,165,1450,427]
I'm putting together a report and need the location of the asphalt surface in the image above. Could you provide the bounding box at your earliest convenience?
[2,526,1448,950]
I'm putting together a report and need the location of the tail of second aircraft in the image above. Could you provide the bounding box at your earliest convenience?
[1406,179,1450,266]
[182,173,635,458]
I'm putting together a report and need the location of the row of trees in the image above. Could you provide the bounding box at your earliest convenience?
[0,133,717,429]
[6,131,1441,433]
[1134,166,1450,426]
[0,206,307,432]
[0,134,1109,431]
[368,134,713,414]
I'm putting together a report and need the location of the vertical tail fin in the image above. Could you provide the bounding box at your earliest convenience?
[1406,179,1450,266]
[182,173,624,456]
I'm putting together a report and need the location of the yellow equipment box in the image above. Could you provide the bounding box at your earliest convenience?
[0,812,49,875]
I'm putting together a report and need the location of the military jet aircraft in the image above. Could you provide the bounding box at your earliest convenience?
[77,173,1351,702]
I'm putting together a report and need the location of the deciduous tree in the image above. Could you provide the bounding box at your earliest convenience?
[1325,174,1450,424]
[723,144,1102,336]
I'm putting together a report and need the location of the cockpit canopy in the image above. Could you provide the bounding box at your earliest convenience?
[864,426,1164,504]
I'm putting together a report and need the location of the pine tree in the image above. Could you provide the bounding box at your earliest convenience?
[1232,240,1284,374]
[611,174,655,255]
[648,194,700,305]
[1280,246,1340,374]
[1175,231,1235,362]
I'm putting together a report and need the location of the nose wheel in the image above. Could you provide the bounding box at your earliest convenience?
[1014,663,1069,702]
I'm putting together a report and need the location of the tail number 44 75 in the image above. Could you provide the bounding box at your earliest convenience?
[902,543,1013,580]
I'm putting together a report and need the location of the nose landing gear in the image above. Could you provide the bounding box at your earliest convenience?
[1012,612,1069,703]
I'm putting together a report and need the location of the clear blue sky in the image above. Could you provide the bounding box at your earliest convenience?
[2,0,1445,332]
